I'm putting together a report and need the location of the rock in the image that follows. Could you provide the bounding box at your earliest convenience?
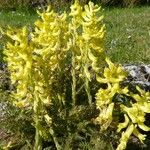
[123,64,150,91]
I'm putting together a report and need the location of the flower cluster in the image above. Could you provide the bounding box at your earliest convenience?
[95,58,150,150]
[4,1,106,149]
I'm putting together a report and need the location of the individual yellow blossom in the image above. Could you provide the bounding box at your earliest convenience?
[96,103,114,130]
[117,114,130,132]
[121,104,145,124]
[97,57,127,83]
[116,124,134,150]
[131,86,150,103]
[70,0,82,17]
[133,127,146,142]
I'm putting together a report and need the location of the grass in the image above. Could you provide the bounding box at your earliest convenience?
[0,8,37,28]
[104,6,150,64]
[0,6,150,64]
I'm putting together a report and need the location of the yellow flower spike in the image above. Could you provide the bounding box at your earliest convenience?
[117,124,134,150]
[133,127,146,142]
[4,2,118,149]
[117,114,130,132]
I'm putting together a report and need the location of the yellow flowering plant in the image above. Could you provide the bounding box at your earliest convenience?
[95,57,150,150]
[3,0,150,150]
[3,1,105,149]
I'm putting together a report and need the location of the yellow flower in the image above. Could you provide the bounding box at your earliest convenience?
[70,0,82,17]
[117,124,134,150]
[97,57,127,83]
[131,86,150,104]
[96,103,114,130]
[96,83,117,106]
[121,104,145,124]
[117,114,129,132]
[133,127,146,142]
[138,123,150,131]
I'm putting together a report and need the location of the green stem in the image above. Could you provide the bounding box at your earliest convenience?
[71,51,77,107]
[85,76,92,105]
[34,92,42,150]
[84,41,92,105]
[71,20,79,107]
[49,128,61,150]
[34,123,42,150]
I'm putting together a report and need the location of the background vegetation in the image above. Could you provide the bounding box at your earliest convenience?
[0,0,149,9]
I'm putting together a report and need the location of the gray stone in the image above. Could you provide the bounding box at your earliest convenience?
[123,64,150,91]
